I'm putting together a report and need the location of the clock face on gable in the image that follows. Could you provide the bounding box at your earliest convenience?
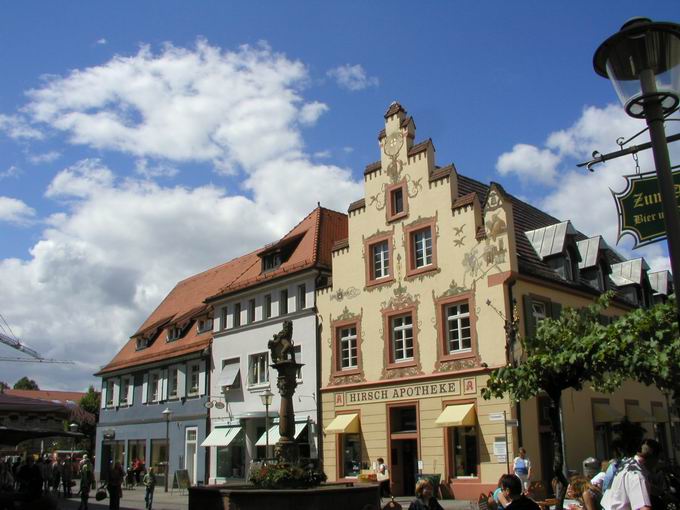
[383,132,403,157]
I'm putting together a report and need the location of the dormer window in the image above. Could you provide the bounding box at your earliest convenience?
[197,318,213,334]
[547,247,579,282]
[263,252,282,271]
[167,326,182,342]
[597,262,608,291]
[136,337,149,350]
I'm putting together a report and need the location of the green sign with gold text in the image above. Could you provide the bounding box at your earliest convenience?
[612,170,680,248]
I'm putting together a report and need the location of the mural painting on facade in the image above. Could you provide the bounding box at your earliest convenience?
[368,174,423,211]
[330,286,361,302]
[383,131,405,183]
[327,307,366,387]
[461,203,508,288]
[453,224,466,247]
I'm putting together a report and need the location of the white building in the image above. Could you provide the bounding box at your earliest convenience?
[201,207,347,483]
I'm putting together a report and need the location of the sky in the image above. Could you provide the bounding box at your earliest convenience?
[0,1,679,392]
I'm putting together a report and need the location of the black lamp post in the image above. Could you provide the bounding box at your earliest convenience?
[162,407,172,492]
[260,388,274,463]
[594,18,680,321]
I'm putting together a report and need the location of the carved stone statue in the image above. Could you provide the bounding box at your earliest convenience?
[268,320,295,363]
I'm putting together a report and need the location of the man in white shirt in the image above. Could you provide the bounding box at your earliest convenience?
[601,439,661,510]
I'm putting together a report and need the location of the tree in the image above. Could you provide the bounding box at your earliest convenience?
[0,381,8,391]
[481,294,679,509]
[13,376,39,390]
[77,385,100,454]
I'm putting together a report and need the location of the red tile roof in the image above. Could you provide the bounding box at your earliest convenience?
[96,207,347,376]
[4,389,87,404]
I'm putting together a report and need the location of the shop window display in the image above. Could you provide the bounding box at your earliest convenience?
[216,430,245,478]
[450,426,478,477]
[341,434,361,478]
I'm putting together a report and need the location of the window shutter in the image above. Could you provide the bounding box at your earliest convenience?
[161,370,168,401]
[550,302,562,320]
[198,360,206,396]
[128,377,135,406]
[101,380,108,409]
[142,373,148,404]
[112,379,120,408]
[523,295,536,339]
[178,364,187,398]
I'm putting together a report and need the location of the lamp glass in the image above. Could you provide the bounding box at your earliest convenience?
[601,25,680,117]
[260,389,273,406]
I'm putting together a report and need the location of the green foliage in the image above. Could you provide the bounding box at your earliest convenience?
[249,462,327,489]
[13,376,39,390]
[79,386,101,417]
[0,381,8,390]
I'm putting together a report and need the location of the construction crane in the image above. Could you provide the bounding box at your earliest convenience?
[0,313,74,364]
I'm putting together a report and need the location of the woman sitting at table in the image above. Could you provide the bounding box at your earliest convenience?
[566,475,602,510]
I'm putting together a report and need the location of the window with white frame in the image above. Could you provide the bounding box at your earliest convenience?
[411,228,433,268]
[233,303,242,327]
[371,241,390,279]
[168,367,179,399]
[149,372,161,402]
[248,352,269,386]
[339,326,358,370]
[391,314,414,362]
[221,307,228,330]
[264,294,272,319]
[105,379,115,407]
[531,301,547,331]
[197,318,213,333]
[297,284,306,310]
[280,289,288,315]
[294,345,302,381]
[120,376,131,405]
[167,326,182,342]
[446,302,472,354]
[248,299,256,324]
[188,363,200,396]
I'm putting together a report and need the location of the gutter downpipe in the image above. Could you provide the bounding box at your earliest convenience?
[506,277,524,449]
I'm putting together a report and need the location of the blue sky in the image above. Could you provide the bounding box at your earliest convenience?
[0,1,678,391]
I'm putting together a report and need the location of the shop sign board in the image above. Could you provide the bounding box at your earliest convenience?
[612,170,680,248]
[334,377,477,406]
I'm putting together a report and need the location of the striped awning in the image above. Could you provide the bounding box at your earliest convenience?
[255,422,307,446]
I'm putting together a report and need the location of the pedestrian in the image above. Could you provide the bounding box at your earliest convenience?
[513,447,532,494]
[62,457,73,498]
[40,455,51,493]
[78,455,94,510]
[567,474,603,510]
[501,474,541,510]
[108,461,124,510]
[16,455,42,501]
[376,457,391,498]
[601,439,661,510]
[52,458,62,496]
[492,475,513,510]
[143,466,157,510]
[408,479,444,510]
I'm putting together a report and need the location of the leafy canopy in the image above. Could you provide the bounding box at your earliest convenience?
[13,376,39,390]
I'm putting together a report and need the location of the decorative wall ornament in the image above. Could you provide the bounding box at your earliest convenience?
[406,175,423,197]
[485,189,503,211]
[485,212,507,241]
[434,280,470,300]
[334,306,360,322]
[329,373,365,386]
[369,186,387,211]
[330,287,361,302]
[435,357,480,373]
[453,224,466,247]
[382,365,422,380]
[483,237,507,266]
[383,132,405,183]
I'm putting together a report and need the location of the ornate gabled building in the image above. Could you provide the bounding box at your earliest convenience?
[316,102,676,498]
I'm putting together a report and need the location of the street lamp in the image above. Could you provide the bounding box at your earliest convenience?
[162,408,172,492]
[259,388,274,463]
[69,423,78,461]
[594,18,680,321]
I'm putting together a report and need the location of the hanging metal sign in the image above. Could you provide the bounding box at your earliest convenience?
[612,169,680,248]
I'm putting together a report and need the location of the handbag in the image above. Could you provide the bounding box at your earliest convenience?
[95,485,108,501]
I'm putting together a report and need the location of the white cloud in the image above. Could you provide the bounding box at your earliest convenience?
[327,64,379,91]
[96,38,108,45]
[134,159,179,178]
[299,101,329,125]
[28,151,61,164]
[0,196,36,225]
[496,143,561,185]
[0,114,43,140]
[0,165,21,180]
[0,41,363,390]
[499,103,680,269]
[313,150,331,159]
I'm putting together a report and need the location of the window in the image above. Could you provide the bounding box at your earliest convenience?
[597,263,607,291]
[105,380,115,407]
[280,289,288,315]
[264,294,272,319]
[168,367,179,399]
[248,299,256,324]
[216,429,245,478]
[222,359,241,389]
[372,241,390,279]
[188,363,200,396]
[391,314,414,362]
[167,326,182,342]
[233,303,242,327]
[412,228,432,268]
[531,301,547,331]
[263,252,282,271]
[150,439,168,478]
[446,302,471,354]
[391,187,404,216]
[294,345,302,381]
[339,326,358,370]
[297,284,306,310]
[197,318,213,333]
[221,307,228,330]
[136,337,149,350]
[120,376,131,405]
[150,372,161,402]
[449,426,479,478]
[248,352,269,386]
[340,433,362,478]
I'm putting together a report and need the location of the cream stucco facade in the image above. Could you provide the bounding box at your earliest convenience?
[316,103,678,499]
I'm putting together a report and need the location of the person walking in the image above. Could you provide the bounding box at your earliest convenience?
[513,447,532,494]
[143,466,157,510]
[62,457,73,498]
[78,455,94,510]
[51,458,62,496]
[408,479,444,510]
[601,439,661,510]
[16,455,42,503]
[107,461,124,510]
